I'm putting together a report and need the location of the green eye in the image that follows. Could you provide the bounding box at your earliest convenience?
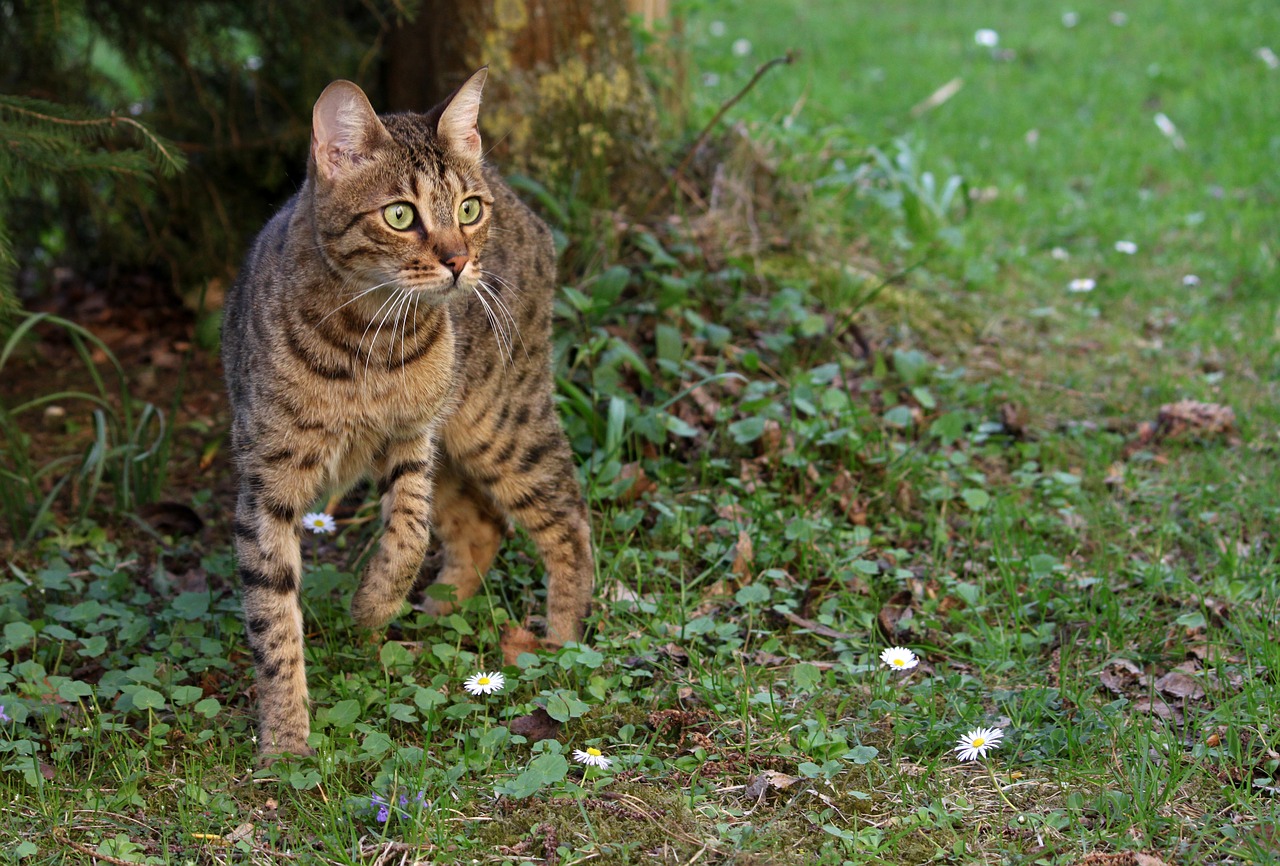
[458,197,483,225]
[383,203,415,230]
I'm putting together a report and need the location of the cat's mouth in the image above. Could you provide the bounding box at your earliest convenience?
[397,271,478,303]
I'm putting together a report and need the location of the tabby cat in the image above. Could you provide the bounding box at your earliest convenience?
[221,69,594,757]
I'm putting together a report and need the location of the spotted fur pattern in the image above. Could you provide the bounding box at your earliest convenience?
[221,70,594,758]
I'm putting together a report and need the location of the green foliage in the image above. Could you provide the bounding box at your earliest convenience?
[0,313,173,542]
[0,93,185,328]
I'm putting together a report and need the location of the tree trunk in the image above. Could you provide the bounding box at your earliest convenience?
[383,0,663,211]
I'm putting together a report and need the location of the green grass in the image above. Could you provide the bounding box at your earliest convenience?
[3,0,1280,863]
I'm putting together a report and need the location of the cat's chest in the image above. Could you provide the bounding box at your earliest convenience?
[277,308,459,432]
[335,340,457,427]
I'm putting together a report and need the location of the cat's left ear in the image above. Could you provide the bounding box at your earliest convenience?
[436,67,487,161]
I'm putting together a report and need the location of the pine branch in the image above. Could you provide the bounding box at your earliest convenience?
[0,95,186,177]
[0,93,188,327]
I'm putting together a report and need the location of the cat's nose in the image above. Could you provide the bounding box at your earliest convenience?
[441,253,469,279]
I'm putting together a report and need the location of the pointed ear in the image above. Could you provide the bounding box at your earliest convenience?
[311,80,388,182]
[436,67,487,161]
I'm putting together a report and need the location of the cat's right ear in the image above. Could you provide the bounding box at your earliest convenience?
[311,81,389,182]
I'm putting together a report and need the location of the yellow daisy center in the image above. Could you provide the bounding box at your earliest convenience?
[586,747,602,757]
[476,676,490,685]
[892,658,906,666]
[971,737,985,747]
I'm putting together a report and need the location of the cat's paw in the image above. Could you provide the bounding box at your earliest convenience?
[256,737,315,766]
[349,584,407,628]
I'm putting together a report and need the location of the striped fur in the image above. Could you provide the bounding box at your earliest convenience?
[222,70,594,759]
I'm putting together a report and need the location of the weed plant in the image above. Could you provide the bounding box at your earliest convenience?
[0,314,173,545]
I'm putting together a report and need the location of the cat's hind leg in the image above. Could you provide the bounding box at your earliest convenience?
[455,414,594,646]
[413,462,506,615]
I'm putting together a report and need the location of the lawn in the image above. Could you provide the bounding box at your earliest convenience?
[2,1,1279,863]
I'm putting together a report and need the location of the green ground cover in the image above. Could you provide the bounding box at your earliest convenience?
[2,1,1279,863]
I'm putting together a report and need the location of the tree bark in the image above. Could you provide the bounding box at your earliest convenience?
[383,0,662,210]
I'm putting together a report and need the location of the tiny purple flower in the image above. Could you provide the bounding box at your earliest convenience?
[376,804,389,823]
[398,794,408,807]
[0,705,10,723]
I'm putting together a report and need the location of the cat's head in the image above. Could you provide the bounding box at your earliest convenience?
[308,69,492,304]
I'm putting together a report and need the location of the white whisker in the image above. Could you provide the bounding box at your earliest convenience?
[387,288,414,371]
[360,288,406,378]
[478,271,529,359]
[470,282,511,367]
[476,280,515,348]
[316,278,400,327]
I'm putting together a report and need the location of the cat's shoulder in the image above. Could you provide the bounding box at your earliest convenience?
[483,165,552,249]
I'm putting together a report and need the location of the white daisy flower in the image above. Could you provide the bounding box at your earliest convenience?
[879,646,919,671]
[1258,47,1280,70]
[462,671,505,695]
[1062,12,1079,28]
[302,512,336,534]
[1050,246,1070,261]
[1068,278,1096,293]
[955,726,1005,761]
[708,20,726,38]
[1114,240,1138,254]
[974,29,999,48]
[572,747,612,769]
[1182,274,1201,286]
[732,38,752,57]
[1109,11,1128,26]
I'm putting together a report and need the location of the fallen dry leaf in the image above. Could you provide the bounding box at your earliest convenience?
[999,402,1029,438]
[876,589,916,641]
[615,462,657,504]
[1158,400,1236,437]
[1154,670,1205,701]
[1126,400,1238,457]
[500,624,543,666]
[1074,853,1171,866]
[508,707,560,743]
[1134,696,1179,721]
[1098,658,1145,696]
[830,468,868,525]
[744,770,800,800]
[730,530,754,578]
[715,503,748,524]
[607,581,643,608]
[688,384,722,421]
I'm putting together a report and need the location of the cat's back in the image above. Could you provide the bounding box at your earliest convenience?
[221,193,304,391]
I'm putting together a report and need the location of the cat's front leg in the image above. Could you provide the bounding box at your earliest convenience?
[350,431,438,628]
[233,467,322,759]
